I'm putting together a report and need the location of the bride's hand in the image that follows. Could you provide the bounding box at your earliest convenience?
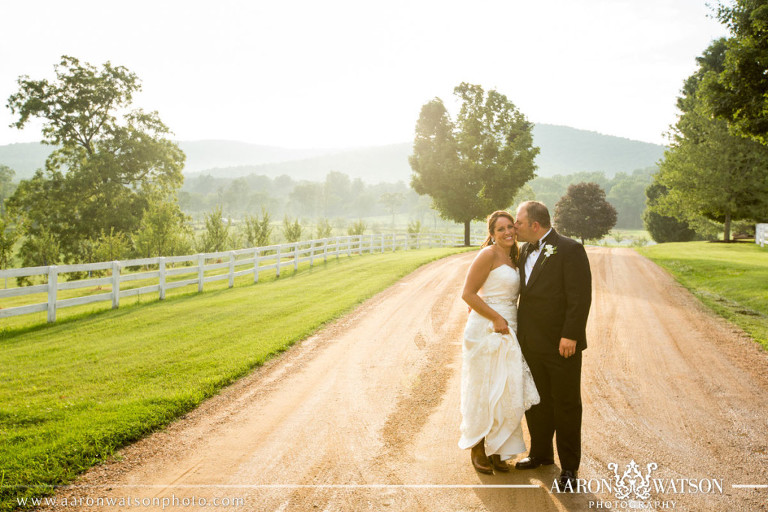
[492,316,510,335]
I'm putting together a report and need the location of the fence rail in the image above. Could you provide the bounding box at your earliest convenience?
[757,224,767,248]
[0,232,481,323]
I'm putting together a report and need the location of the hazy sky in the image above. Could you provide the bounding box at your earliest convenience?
[0,0,728,149]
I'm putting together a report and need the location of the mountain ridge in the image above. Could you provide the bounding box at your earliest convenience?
[0,124,665,182]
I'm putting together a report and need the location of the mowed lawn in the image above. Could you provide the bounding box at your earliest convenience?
[637,242,768,349]
[0,247,468,509]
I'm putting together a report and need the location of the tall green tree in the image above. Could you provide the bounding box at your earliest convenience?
[554,182,617,244]
[409,83,539,246]
[701,0,768,143]
[6,56,185,263]
[656,39,768,241]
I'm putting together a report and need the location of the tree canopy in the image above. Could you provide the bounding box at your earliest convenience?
[6,56,186,266]
[554,182,617,244]
[409,83,539,245]
[701,0,768,144]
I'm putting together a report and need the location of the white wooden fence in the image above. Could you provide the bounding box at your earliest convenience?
[0,232,481,323]
[757,224,767,247]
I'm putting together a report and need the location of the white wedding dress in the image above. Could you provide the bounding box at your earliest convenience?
[459,264,540,460]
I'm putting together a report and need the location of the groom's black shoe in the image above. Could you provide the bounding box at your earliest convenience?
[558,470,578,492]
[514,456,555,470]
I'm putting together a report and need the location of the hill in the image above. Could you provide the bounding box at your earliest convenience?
[0,124,665,182]
[532,124,664,176]
[0,142,55,178]
[0,141,340,180]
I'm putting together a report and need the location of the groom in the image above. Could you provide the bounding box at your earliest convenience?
[514,201,592,491]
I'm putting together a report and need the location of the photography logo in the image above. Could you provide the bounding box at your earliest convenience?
[608,460,657,501]
[551,460,724,509]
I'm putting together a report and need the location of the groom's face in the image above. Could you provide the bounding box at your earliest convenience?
[515,207,535,243]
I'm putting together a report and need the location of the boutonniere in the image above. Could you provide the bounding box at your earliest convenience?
[542,243,557,259]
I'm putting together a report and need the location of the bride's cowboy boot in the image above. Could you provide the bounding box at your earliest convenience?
[471,440,493,474]
[489,454,510,472]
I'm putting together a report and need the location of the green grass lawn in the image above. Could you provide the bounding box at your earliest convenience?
[0,247,468,510]
[636,241,768,349]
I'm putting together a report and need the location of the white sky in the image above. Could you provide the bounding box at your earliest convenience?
[0,0,728,149]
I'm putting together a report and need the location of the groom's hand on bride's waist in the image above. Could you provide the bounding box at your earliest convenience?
[559,337,577,358]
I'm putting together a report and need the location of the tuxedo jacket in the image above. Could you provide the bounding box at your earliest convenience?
[517,229,592,356]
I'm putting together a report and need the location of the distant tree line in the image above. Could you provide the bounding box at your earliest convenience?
[526,167,655,230]
[180,170,435,227]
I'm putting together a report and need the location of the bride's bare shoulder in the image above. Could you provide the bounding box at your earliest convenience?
[470,246,495,267]
[475,246,495,258]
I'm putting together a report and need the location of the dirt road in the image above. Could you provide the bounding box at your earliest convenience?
[41,248,768,511]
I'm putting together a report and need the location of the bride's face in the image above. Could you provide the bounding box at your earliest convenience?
[493,216,516,248]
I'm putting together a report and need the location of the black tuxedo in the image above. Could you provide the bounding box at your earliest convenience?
[517,229,591,471]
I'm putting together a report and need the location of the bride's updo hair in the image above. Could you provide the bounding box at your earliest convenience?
[481,210,519,264]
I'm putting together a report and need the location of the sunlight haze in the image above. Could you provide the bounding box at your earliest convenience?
[0,0,728,148]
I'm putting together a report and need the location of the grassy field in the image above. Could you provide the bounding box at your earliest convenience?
[0,246,469,510]
[637,241,768,349]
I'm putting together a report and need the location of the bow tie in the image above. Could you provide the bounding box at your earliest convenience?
[529,240,541,252]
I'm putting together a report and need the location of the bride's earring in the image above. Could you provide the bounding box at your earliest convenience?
[491,238,495,244]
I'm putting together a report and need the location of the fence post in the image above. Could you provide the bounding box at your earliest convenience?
[276,245,282,277]
[110,261,120,309]
[47,266,57,323]
[381,233,385,253]
[158,258,166,300]
[335,237,340,260]
[323,238,328,263]
[294,243,299,271]
[198,254,205,292]
[229,251,235,288]
[254,248,260,283]
[310,240,315,267]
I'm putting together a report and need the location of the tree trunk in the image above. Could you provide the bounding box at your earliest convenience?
[464,220,471,247]
[724,213,731,242]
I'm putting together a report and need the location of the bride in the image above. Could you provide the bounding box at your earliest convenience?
[459,210,540,474]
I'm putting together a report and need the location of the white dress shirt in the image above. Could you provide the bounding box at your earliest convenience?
[524,228,553,285]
